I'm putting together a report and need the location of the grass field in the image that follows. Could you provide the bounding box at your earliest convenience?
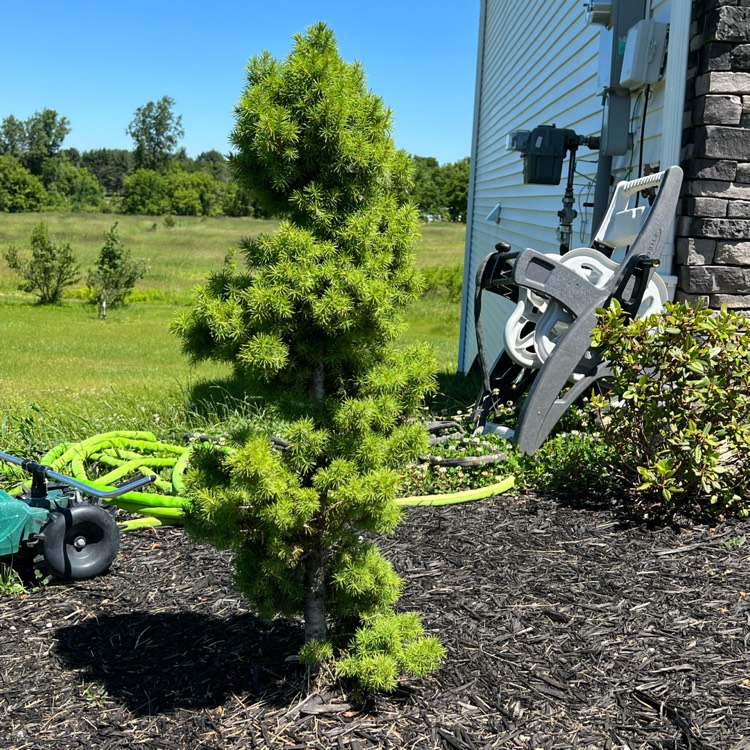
[0,213,466,298]
[0,212,468,445]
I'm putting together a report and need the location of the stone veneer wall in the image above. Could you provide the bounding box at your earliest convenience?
[677,0,750,307]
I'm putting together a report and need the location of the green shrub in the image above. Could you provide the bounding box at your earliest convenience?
[527,424,616,496]
[42,159,103,210]
[174,23,441,693]
[590,299,750,517]
[336,611,445,693]
[4,223,80,304]
[122,169,170,215]
[421,264,463,302]
[86,222,147,307]
[0,155,46,212]
[122,167,231,217]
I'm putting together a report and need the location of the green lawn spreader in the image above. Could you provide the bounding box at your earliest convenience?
[0,449,154,580]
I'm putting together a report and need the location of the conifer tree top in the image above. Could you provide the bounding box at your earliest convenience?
[176,23,423,400]
[230,22,413,232]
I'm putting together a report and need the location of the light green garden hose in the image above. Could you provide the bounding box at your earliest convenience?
[396,476,514,506]
[10,431,514,531]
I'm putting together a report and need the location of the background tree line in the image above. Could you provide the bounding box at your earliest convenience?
[0,98,469,221]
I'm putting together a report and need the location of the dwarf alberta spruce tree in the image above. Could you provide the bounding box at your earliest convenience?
[171,23,444,689]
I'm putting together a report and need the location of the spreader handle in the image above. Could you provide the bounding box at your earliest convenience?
[0,450,155,498]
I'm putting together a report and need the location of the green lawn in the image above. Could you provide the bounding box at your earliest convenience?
[0,213,276,299]
[0,213,467,428]
[0,212,466,298]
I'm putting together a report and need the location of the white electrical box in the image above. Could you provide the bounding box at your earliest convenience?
[619,19,668,89]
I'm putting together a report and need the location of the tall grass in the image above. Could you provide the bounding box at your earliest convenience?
[0,213,277,300]
[0,213,469,457]
[0,212,466,298]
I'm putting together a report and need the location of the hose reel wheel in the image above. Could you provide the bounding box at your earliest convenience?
[503,247,668,377]
[503,286,550,369]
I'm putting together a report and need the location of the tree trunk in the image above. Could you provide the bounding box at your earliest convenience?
[310,360,325,403]
[303,545,327,643]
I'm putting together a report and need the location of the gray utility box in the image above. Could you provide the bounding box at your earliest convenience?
[522,125,577,185]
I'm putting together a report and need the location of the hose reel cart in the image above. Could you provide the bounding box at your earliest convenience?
[473,156,684,455]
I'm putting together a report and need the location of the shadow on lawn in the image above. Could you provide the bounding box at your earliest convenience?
[185,370,483,433]
[187,376,256,416]
[427,370,480,416]
[54,611,304,714]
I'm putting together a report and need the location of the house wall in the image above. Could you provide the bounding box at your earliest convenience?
[458,0,686,374]
[458,0,601,373]
[676,0,750,307]
[459,0,750,379]
[611,0,672,186]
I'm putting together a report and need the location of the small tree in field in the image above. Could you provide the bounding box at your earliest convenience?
[87,222,147,308]
[172,23,443,690]
[4,223,79,304]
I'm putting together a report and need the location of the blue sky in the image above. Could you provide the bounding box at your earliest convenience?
[1,1,479,165]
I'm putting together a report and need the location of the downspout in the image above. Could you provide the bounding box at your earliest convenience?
[458,0,487,373]
[657,0,691,280]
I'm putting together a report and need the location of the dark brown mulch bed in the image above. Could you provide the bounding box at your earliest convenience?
[2,492,750,750]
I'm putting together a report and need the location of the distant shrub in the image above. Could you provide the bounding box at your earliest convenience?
[590,299,750,517]
[86,222,147,308]
[122,169,170,215]
[421,264,463,302]
[166,170,226,216]
[4,223,80,304]
[0,156,46,212]
[42,159,103,210]
[122,167,232,217]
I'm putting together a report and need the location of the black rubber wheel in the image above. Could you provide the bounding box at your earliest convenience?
[40,505,120,580]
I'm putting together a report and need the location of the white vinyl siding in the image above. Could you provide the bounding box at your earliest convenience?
[458,0,681,372]
[458,0,601,373]
[611,0,673,184]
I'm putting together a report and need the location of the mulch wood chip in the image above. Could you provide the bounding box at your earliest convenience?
[1,492,749,749]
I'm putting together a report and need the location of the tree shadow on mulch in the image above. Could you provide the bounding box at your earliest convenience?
[54,610,303,715]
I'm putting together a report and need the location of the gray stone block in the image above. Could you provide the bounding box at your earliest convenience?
[709,294,750,308]
[705,7,750,43]
[695,94,743,124]
[733,44,750,71]
[737,163,750,183]
[687,196,729,216]
[677,215,695,237]
[694,125,750,159]
[715,240,750,264]
[691,217,750,239]
[696,72,750,95]
[687,159,737,180]
[674,290,711,307]
[728,201,750,218]
[704,43,733,72]
[743,95,750,114]
[689,180,750,199]
[676,237,716,265]
[679,265,750,294]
